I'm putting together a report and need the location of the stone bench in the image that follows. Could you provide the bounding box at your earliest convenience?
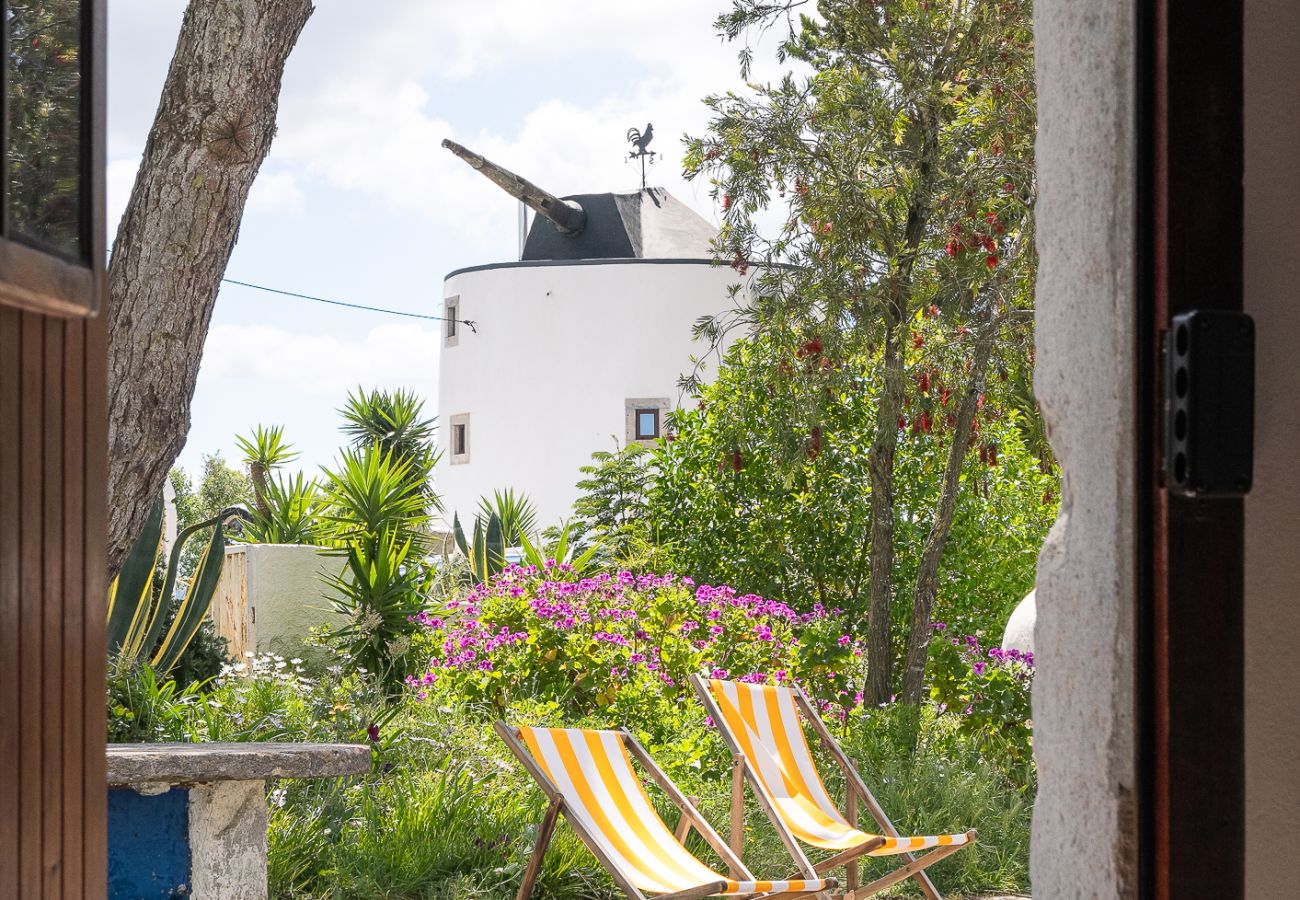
[108,742,371,900]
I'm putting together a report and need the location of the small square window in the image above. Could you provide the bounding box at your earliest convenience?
[444,296,460,347]
[449,413,471,464]
[626,398,669,445]
[635,409,659,440]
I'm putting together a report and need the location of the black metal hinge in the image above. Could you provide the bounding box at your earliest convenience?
[1162,310,1255,498]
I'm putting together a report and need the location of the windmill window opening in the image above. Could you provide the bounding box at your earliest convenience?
[636,409,660,440]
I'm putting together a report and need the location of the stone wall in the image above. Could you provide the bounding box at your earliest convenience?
[1030,1,1139,896]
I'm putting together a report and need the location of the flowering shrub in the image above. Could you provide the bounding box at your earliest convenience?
[926,624,1035,764]
[409,565,865,722]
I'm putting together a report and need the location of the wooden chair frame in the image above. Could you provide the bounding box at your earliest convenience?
[688,675,977,900]
[493,722,837,900]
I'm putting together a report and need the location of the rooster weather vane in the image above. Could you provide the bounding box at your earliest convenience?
[626,123,658,191]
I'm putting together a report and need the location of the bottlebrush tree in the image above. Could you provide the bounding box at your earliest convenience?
[683,0,1041,703]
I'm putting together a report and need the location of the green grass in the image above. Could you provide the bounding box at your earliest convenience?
[109,661,1031,898]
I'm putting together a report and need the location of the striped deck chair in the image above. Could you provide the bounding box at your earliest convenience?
[494,722,838,900]
[689,676,976,900]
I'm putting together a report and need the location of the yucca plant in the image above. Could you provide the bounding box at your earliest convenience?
[475,488,537,547]
[106,497,250,676]
[241,471,326,545]
[324,529,431,692]
[321,444,432,548]
[235,424,300,518]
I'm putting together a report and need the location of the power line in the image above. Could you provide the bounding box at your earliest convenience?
[220,277,478,332]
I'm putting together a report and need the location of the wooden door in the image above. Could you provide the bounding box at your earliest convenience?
[1139,0,1246,896]
[0,312,109,898]
[1,1,110,896]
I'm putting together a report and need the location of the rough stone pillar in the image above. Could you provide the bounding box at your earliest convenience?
[188,780,269,900]
[1031,0,1139,897]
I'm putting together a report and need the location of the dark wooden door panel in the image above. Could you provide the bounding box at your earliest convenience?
[0,306,107,899]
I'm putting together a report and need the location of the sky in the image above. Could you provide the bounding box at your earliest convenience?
[107,0,791,479]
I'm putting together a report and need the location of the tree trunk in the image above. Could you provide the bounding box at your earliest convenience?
[899,302,1000,704]
[864,312,905,705]
[106,0,314,578]
[863,156,937,705]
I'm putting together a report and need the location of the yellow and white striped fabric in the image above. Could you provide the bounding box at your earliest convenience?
[518,726,830,896]
[708,680,971,856]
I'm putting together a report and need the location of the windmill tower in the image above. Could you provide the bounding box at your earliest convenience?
[435,139,744,527]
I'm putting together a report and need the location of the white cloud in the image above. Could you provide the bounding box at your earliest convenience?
[201,322,440,399]
[246,170,304,215]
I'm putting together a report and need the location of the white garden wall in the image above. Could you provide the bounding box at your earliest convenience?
[211,544,344,659]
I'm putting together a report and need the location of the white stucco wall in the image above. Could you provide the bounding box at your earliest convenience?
[436,260,742,527]
[1244,2,1300,895]
[1031,0,1138,896]
[211,545,344,658]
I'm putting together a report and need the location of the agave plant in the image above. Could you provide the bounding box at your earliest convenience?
[519,520,601,576]
[452,510,506,583]
[106,497,250,676]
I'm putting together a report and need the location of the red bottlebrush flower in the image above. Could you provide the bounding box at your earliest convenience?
[987,443,999,466]
[994,222,1006,234]
[1042,488,1054,505]
[722,194,732,210]
[731,449,743,472]
[945,413,957,428]
[971,418,980,435]
[367,723,380,742]
[794,337,823,359]
[978,445,988,464]
[940,386,953,406]
[807,426,823,459]
[822,221,834,235]
[919,412,933,434]
[986,255,999,269]
[1002,181,1015,194]
[898,415,907,431]
[911,331,924,349]
[977,393,986,410]
[985,212,998,224]
[945,241,959,257]
[957,325,969,336]
[929,303,940,318]
[916,370,931,393]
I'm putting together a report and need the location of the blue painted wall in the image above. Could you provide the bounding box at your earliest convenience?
[108,788,191,900]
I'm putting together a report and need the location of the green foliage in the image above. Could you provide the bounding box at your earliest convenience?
[106,497,248,678]
[106,657,1030,897]
[476,488,538,547]
[325,531,431,690]
[339,386,440,501]
[321,441,436,690]
[927,633,1034,769]
[241,470,327,545]
[641,335,1056,641]
[322,444,432,547]
[519,522,602,578]
[170,452,253,574]
[570,442,657,563]
[452,509,507,583]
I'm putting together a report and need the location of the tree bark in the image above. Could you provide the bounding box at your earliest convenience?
[106,0,313,577]
[899,301,1000,704]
